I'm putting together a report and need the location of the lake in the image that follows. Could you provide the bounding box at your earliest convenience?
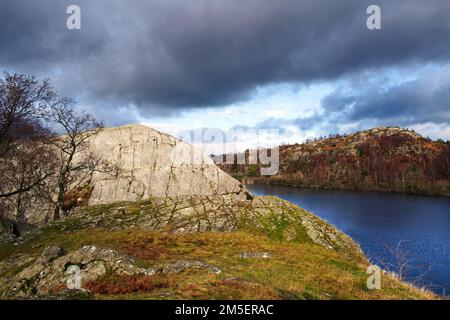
[248,184,450,295]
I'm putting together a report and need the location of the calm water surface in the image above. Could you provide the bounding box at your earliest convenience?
[248,184,450,295]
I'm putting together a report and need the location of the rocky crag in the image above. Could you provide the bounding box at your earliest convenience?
[217,127,450,196]
[84,125,248,204]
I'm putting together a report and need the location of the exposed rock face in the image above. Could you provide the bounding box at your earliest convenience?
[82,125,248,204]
[37,245,65,264]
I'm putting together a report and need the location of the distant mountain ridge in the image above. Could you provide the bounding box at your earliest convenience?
[216,127,450,196]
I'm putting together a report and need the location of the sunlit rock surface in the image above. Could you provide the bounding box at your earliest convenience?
[83,125,248,204]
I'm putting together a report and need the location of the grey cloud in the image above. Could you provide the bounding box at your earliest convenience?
[252,113,333,135]
[321,67,450,126]
[250,118,292,136]
[1,0,450,118]
[237,64,450,136]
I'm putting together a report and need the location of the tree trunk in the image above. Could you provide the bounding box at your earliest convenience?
[53,174,66,220]
[54,146,76,221]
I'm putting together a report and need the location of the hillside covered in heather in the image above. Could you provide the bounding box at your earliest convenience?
[216,127,450,196]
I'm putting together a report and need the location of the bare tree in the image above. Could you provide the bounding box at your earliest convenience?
[0,73,55,157]
[0,73,58,202]
[0,137,56,198]
[44,100,104,220]
[0,73,61,234]
[376,240,431,287]
[0,139,57,233]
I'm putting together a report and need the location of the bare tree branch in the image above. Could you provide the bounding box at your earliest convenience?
[42,100,104,220]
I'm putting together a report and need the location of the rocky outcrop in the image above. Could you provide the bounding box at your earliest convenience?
[83,125,248,204]
[1,244,222,297]
[27,195,360,256]
[217,126,450,196]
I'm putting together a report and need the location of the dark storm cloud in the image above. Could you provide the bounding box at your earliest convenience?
[321,66,450,126]
[1,0,450,116]
[0,1,106,70]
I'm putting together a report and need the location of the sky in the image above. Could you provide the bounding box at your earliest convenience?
[1,0,450,151]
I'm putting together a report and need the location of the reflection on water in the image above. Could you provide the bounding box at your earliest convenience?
[249,184,450,295]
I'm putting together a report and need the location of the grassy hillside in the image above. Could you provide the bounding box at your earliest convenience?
[0,196,436,300]
[217,127,450,196]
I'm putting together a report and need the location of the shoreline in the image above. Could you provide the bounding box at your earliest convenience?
[239,177,450,198]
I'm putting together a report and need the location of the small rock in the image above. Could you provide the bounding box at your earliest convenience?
[174,227,185,234]
[322,292,333,299]
[209,267,222,274]
[82,245,97,253]
[238,252,271,259]
[38,245,66,264]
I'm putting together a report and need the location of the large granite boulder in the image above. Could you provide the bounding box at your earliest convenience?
[81,124,248,204]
